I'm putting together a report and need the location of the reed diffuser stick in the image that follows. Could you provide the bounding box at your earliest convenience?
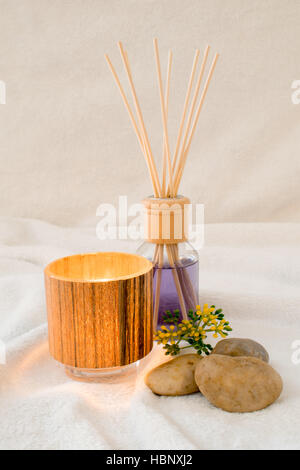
[123,50,161,198]
[153,51,173,325]
[153,38,174,197]
[167,49,200,197]
[153,40,188,319]
[104,54,159,196]
[174,53,219,193]
[153,245,164,328]
[166,245,187,319]
[162,50,173,197]
[118,42,162,197]
[172,45,210,190]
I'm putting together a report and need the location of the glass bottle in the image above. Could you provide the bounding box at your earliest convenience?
[137,196,199,328]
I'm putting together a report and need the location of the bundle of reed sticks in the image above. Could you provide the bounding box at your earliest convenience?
[105,39,219,326]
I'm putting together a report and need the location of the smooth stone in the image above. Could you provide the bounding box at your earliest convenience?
[145,354,202,396]
[212,338,269,363]
[195,354,283,413]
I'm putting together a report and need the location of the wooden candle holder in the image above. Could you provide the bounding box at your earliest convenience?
[44,252,153,380]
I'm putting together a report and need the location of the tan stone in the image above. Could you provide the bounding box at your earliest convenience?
[212,338,269,363]
[195,354,283,413]
[145,354,202,396]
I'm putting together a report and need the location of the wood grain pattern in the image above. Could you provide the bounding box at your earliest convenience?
[44,252,153,369]
[143,195,190,244]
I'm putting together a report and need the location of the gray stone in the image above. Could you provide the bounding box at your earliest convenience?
[212,338,269,363]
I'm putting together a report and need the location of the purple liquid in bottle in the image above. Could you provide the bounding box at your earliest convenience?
[153,259,199,325]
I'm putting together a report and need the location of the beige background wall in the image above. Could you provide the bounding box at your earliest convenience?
[0,0,299,226]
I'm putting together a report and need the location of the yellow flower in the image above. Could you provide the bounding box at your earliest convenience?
[155,304,230,356]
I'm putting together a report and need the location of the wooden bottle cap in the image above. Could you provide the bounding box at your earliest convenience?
[142,195,190,244]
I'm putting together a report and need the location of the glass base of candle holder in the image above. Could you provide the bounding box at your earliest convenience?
[65,361,139,383]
